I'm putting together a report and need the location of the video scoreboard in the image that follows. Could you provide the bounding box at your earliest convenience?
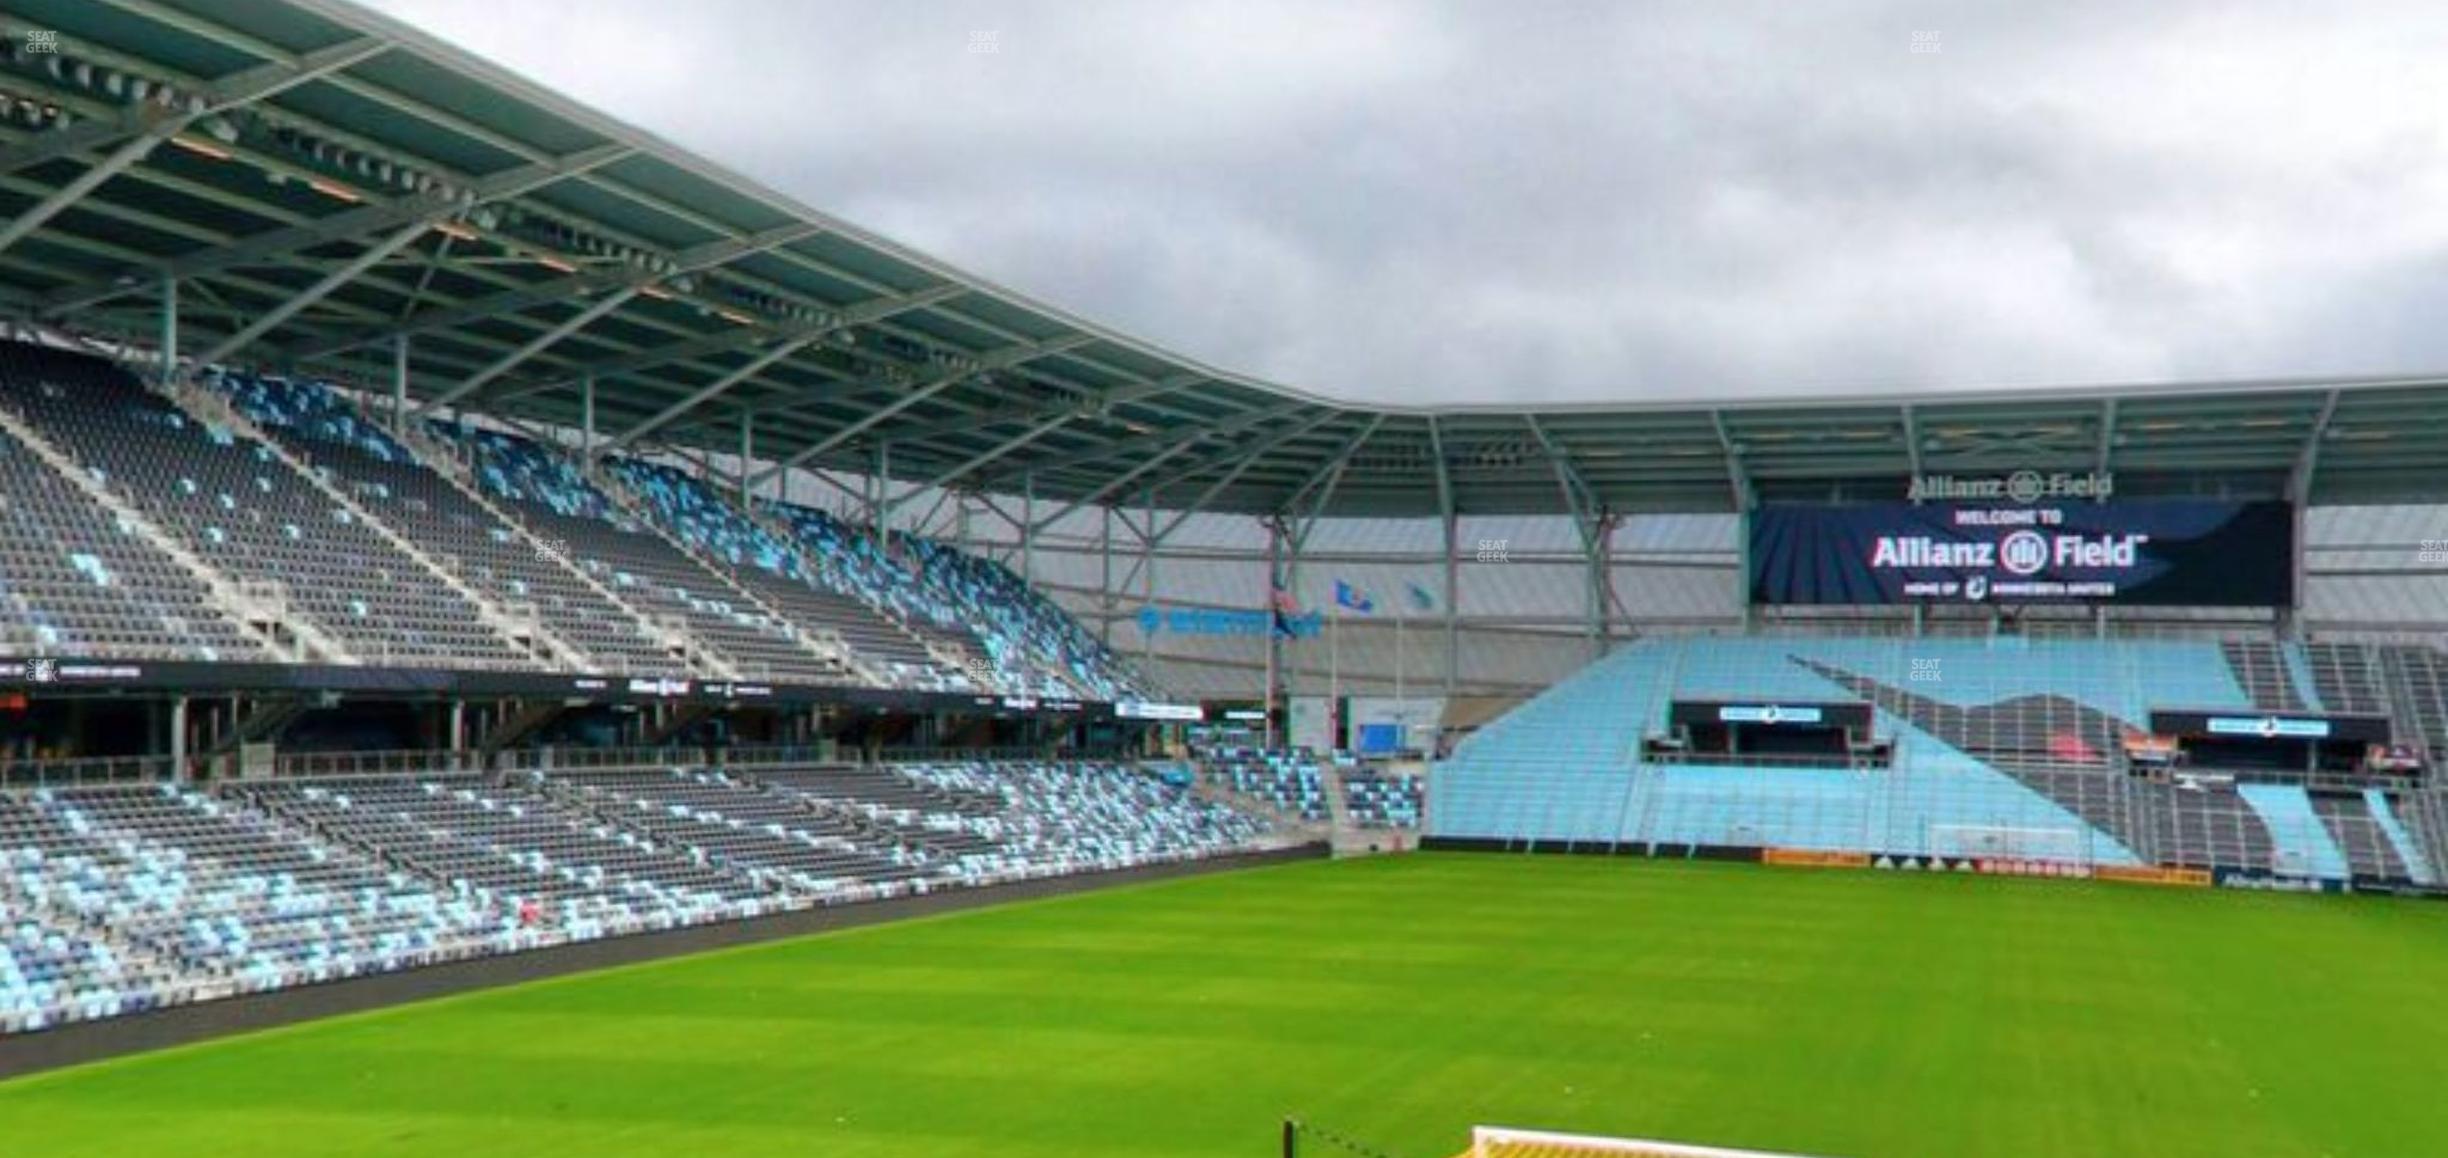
[1749,491,2294,607]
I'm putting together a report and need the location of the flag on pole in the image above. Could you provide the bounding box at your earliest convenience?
[1334,580,1375,613]
[1405,581,1437,613]
[1270,581,1301,638]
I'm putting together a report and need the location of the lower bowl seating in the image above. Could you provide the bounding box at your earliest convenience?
[0,760,1277,1038]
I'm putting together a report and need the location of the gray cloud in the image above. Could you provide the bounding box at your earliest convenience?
[364,0,2448,404]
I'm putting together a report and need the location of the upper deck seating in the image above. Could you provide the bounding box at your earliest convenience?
[205,369,679,674]
[435,426,845,682]
[610,460,961,691]
[0,344,517,668]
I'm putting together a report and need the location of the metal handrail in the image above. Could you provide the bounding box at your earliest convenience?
[876,746,1048,763]
[272,749,481,778]
[0,754,173,788]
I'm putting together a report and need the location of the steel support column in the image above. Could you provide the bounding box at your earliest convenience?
[1021,473,1036,585]
[739,410,754,508]
[1711,410,1758,633]
[1141,488,1158,668]
[2280,389,2342,641]
[1589,514,1618,662]
[1282,514,1306,704]
[1428,416,1459,702]
[1265,515,1285,748]
[1099,505,1116,646]
[390,335,409,432]
[1443,512,1461,701]
[169,695,189,783]
[158,276,178,386]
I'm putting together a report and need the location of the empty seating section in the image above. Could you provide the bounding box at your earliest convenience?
[2140,780,2277,871]
[2302,643,2390,717]
[904,534,1149,700]
[0,907,153,1035]
[0,783,504,1035]
[1199,748,1328,821]
[2234,783,2349,878]
[1434,635,2448,876]
[0,346,516,667]
[0,424,262,661]
[763,504,974,680]
[0,794,193,1033]
[0,760,1274,1037]
[2309,792,2407,880]
[887,761,1272,873]
[232,775,767,935]
[2222,641,2308,711]
[551,768,934,895]
[436,426,840,681]
[609,460,955,690]
[2384,647,2448,763]
[2362,789,2435,884]
[758,761,1267,880]
[1340,769,1422,829]
[204,369,677,674]
[747,764,1010,870]
[0,342,1150,698]
[758,502,1152,700]
[759,762,1007,819]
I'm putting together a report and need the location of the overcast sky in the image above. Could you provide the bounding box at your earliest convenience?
[362,0,2448,406]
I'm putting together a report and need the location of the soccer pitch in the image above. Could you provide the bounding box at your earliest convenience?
[5,854,2446,1158]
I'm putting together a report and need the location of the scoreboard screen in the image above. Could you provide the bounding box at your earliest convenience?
[1748,499,2295,606]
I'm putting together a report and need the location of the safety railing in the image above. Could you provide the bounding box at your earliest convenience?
[876,745,1050,764]
[496,744,710,772]
[0,754,174,789]
[272,749,481,779]
[0,640,241,663]
[717,745,843,768]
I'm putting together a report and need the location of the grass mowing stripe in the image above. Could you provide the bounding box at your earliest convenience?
[4,854,2445,1158]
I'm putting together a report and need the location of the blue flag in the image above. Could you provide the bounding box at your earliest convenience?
[1334,580,1375,613]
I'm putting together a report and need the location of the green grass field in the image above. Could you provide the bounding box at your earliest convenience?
[6,853,2448,1158]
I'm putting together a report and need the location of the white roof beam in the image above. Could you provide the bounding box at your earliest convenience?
[40,142,632,316]
[191,219,432,368]
[412,286,640,417]
[601,333,825,452]
[292,222,822,361]
[0,35,389,177]
[745,334,1094,489]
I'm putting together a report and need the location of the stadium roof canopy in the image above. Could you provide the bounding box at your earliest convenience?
[5,0,2447,520]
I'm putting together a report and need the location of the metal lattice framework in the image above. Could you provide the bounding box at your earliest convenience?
[5,0,2448,525]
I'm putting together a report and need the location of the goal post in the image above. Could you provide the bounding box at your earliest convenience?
[1927,822,2086,863]
[1469,1125,1844,1158]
